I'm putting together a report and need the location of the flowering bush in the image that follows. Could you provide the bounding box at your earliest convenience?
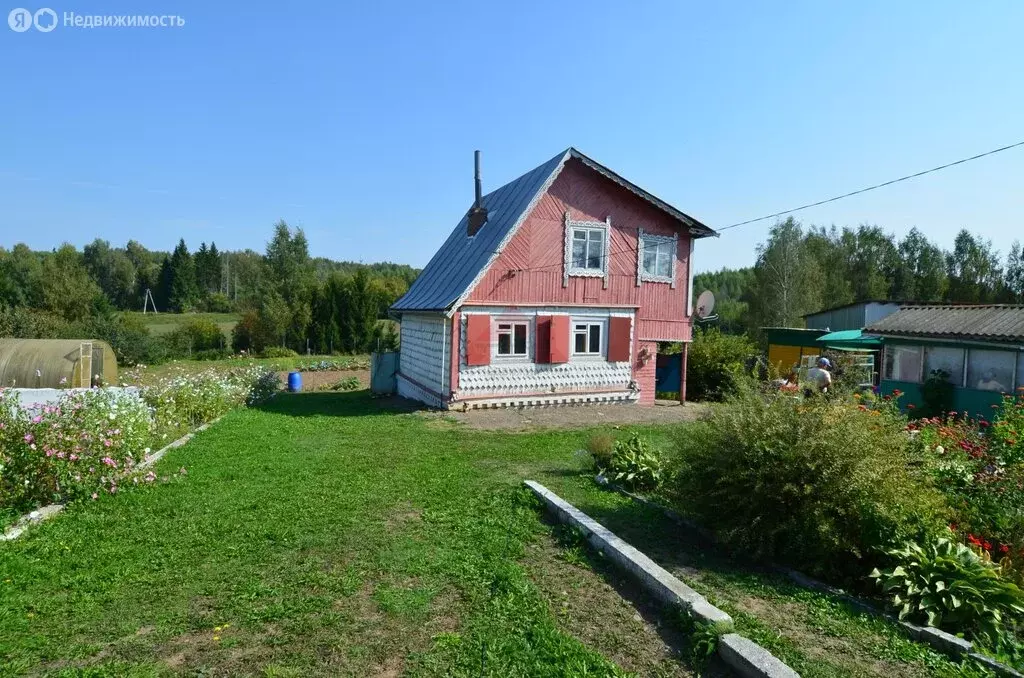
[1,366,278,517]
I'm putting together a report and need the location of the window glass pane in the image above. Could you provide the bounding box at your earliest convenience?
[498,323,511,331]
[967,349,1015,393]
[574,331,586,353]
[497,333,510,355]
[573,230,587,241]
[924,347,965,386]
[588,230,602,244]
[642,249,657,273]
[513,324,526,354]
[885,346,922,382]
[657,250,672,277]
[588,325,601,353]
[572,239,586,268]
[587,234,603,269]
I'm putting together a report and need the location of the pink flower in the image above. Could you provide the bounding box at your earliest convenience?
[69,454,79,461]
[90,493,98,500]
[23,433,33,443]
[103,439,112,448]
[31,415,42,424]
[101,457,117,468]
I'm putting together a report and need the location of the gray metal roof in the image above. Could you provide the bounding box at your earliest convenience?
[391,148,717,314]
[864,305,1024,344]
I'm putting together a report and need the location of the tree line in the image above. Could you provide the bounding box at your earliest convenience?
[695,219,1024,338]
[0,221,418,363]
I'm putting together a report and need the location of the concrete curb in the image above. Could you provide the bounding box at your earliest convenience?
[524,480,801,677]
[601,479,1024,678]
[1,416,224,544]
[137,416,222,470]
[719,634,800,678]
[0,504,64,541]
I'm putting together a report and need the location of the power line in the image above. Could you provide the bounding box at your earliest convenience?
[718,139,1024,232]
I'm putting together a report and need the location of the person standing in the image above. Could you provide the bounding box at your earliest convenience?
[804,357,833,397]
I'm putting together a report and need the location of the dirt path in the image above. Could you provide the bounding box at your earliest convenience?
[420,401,712,431]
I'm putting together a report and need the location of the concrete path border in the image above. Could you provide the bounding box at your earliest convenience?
[524,480,800,678]
[601,477,1024,678]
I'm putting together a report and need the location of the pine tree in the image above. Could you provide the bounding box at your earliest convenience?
[168,239,198,312]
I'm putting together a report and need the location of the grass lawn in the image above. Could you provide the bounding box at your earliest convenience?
[0,393,982,677]
[131,355,369,384]
[125,312,241,338]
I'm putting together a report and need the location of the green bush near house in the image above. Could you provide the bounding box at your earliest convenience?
[669,391,948,581]
[684,327,756,402]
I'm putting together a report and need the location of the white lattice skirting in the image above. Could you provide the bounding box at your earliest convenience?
[456,391,639,410]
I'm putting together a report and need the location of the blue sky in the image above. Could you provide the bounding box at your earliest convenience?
[1,1,1022,274]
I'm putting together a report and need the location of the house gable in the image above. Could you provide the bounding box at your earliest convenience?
[462,159,699,341]
[390,148,716,317]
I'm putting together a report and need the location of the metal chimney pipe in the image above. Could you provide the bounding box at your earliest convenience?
[474,150,482,208]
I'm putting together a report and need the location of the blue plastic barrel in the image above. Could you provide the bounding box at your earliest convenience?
[287,371,302,392]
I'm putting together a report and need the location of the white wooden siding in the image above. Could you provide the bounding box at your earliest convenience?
[398,313,448,398]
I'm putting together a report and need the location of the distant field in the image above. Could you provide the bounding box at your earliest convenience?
[124,312,241,337]
[129,354,371,384]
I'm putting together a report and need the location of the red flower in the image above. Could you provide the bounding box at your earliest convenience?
[907,404,916,410]
[893,389,903,396]
[983,541,992,551]
[979,420,990,428]
[1000,544,1010,554]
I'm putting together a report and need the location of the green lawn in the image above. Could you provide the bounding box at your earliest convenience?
[125,312,241,337]
[0,393,985,677]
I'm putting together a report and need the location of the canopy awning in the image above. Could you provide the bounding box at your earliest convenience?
[816,329,882,350]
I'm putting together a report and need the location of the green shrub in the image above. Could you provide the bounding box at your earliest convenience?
[685,327,756,402]
[231,311,257,353]
[260,346,298,359]
[604,432,663,491]
[204,293,234,313]
[586,433,615,470]
[671,392,947,580]
[871,535,1024,642]
[193,348,232,361]
[333,376,361,391]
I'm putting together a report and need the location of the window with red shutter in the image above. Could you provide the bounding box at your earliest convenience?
[465,314,491,366]
[608,316,632,362]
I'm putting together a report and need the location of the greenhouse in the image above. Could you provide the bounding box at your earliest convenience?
[0,339,118,389]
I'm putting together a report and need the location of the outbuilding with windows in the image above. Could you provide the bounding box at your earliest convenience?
[865,305,1024,419]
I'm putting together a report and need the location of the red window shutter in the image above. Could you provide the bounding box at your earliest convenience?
[549,315,570,364]
[466,314,490,366]
[535,316,552,364]
[608,316,633,362]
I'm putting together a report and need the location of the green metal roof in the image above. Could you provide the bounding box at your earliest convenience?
[816,329,882,348]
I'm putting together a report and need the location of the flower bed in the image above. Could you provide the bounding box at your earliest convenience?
[1,366,279,520]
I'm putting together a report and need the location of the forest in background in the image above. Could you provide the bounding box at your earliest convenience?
[0,221,419,365]
[694,219,1024,339]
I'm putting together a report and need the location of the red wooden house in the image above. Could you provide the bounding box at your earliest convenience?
[390,148,717,408]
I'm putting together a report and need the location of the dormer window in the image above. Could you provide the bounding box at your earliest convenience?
[563,211,610,288]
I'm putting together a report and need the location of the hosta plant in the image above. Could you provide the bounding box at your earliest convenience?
[603,432,663,491]
[871,535,1024,642]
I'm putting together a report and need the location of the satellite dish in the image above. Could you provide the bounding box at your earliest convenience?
[695,290,716,320]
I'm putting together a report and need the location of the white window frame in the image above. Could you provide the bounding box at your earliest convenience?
[571,318,606,358]
[493,317,530,361]
[563,211,610,289]
[883,344,924,383]
[636,229,677,287]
